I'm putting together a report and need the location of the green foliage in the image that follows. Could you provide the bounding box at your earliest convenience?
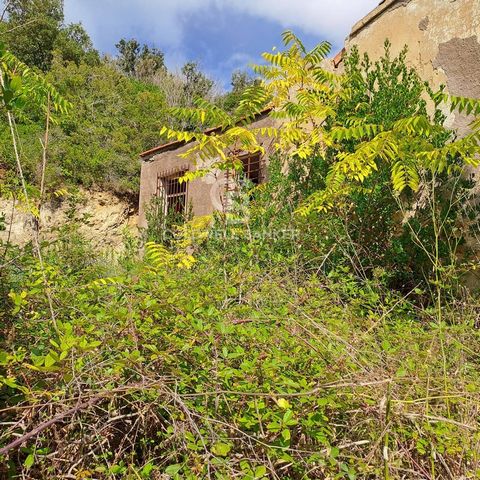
[0,43,71,114]
[115,38,142,76]
[1,227,480,478]
[219,70,260,112]
[314,44,480,291]
[1,0,99,70]
[0,58,169,192]
[145,193,193,246]
[165,33,480,292]
[338,43,430,128]
[300,44,448,287]
[115,38,165,78]
[181,61,214,103]
[54,22,100,66]
[2,0,63,70]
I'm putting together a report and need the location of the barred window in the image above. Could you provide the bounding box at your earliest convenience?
[156,170,187,214]
[239,152,261,185]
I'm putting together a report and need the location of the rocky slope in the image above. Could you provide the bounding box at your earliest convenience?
[0,189,138,249]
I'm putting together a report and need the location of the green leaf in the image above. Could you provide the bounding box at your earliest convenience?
[2,377,19,389]
[24,453,35,469]
[30,353,44,367]
[10,75,22,92]
[165,464,182,475]
[254,465,267,478]
[141,463,155,477]
[44,353,57,368]
[211,442,231,457]
[282,410,296,425]
[0,351,8,365]
[277,398,291,409]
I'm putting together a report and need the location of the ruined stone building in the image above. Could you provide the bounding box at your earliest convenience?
[138,111,276,228]
[138,0,480,227]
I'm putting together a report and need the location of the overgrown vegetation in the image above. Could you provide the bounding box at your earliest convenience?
[1,10,480,480]
[0,0,249,195]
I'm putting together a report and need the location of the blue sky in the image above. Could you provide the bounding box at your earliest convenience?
[64,0,379,89]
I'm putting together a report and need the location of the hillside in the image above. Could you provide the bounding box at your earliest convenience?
[1,1,480,479]
[0,0,252,198]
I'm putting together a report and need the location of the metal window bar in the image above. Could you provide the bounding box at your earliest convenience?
[221,152,263,213]
[239,152,261,185]
[156,170,188,215]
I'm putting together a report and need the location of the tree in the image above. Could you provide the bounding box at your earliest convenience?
[136,45,165,79]
[2,0,64,70]
[164,30,480,214]
[115,38,140,76]
[115,38,165,78]
[54,22,99,66]
[220,70,259,112]
[231,70,257,93]
[181,62,214,103]
[162,31,480,292]
[1,0,99,69]
[317,43,449,284]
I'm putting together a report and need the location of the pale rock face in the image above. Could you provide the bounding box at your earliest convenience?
[0,189,138,249]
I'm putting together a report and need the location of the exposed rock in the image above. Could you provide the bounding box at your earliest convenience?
[418,17,429,31]
[0,189,138,249]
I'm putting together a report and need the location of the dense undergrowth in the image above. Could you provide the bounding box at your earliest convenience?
[1,219,480,478]
[2,15,480,479]
[2,146,480,478]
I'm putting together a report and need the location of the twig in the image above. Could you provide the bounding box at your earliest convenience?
[0,397,101,457]
[3,18,37,33]
[178,378,392,398]
[403,412,477,431]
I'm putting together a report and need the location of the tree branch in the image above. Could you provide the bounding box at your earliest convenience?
[0,397,101,457]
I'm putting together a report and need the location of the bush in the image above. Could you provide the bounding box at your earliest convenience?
[1,236,480,478]
[2,30,480,480]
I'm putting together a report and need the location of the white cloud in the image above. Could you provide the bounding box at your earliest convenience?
[65,0,379,52]
[216,0,379,43]
[223,52,258,70]
[64,0,206,50]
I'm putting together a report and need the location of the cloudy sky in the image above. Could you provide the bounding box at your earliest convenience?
[64,0,379,89]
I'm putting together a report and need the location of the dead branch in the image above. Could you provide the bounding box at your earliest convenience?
[0,397,101,457]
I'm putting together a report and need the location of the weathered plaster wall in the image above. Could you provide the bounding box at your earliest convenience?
[138,140,222,230]
[138,113,277,227]
[344,0,480,130]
